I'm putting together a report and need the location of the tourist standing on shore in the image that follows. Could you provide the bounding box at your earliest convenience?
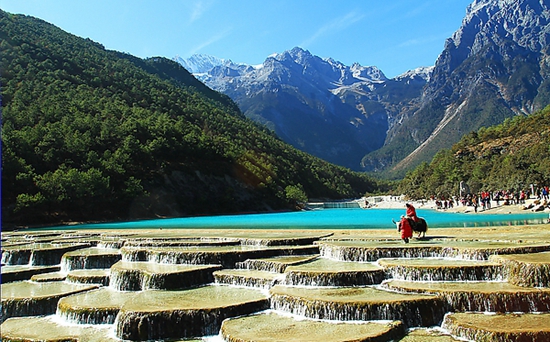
[520,190,527,204]
[398,215,413,243]
[481,191,491,210]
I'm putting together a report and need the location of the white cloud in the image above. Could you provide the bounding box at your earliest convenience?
[402,0,437,19]
[398,38,422,48]
[397,33,449,48]
[300,10,365,48]
[189,0,214,23]
[188,27,233,55]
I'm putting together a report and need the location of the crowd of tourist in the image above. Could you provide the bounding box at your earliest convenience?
[431,185,550,213]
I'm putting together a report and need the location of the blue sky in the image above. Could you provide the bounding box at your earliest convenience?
[1,0,473,78]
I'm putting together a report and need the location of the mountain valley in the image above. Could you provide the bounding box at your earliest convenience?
[177,0,550,176]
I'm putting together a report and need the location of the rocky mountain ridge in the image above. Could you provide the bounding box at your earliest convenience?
[383,0,550,175]
[176,0,550,175]
[176,47,428,170]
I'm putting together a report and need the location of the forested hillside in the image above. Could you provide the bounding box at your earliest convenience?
[398,105,550,199]
[0,11,386,227]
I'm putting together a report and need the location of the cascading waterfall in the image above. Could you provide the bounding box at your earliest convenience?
[440,245,550,260]
[60,248,121,272]
[239,237,326,246]
[30,243,91,266]
[387,265,504,281]
[508,261,550,287]
[1,296,59,323]
[318,242,550,262]
[150,249,225,266]
[121,245,319,268]
[270,290,446,328]
[383,280,550,313]
[236,255,317,273]
[108,261,221,291]
[66,269,111,286]
[97,241,125,249]
[308,201,360,209]
[124,240,241,248]
[1,248,32,265]
[214,270,283,289]
[378,258,505,282]
[283,269,387,286]
[237,258,288,273]
[120,247,148,262]
[116,304,268,340]
[440,290,550,312]
[57,307,119,325]
[109,268,143,291]
[491,252,550,287]
[318,243,442,262]
[141,267,219,290]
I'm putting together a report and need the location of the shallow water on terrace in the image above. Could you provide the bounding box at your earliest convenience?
[287,257,381,271]
[1,281,97,298]
[36,208,548,230]
[121,285,268,310]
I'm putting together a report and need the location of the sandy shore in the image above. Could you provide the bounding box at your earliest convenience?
[366,195,550,215]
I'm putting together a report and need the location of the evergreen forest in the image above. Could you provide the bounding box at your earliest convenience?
[0,11,387,227]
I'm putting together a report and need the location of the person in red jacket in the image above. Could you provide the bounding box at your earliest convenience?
[406,203,419,222]
[398,215,413,243]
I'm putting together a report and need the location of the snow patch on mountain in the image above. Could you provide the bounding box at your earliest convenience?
[173,54,225,73]
[176,48,390,94]
[394,66,434,82]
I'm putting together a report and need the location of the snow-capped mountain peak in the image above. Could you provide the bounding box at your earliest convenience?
[173,54,226,73]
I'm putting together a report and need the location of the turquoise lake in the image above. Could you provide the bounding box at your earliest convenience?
[46,208,549,230]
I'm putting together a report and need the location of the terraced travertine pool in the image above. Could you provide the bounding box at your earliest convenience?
[2,225,550,341]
